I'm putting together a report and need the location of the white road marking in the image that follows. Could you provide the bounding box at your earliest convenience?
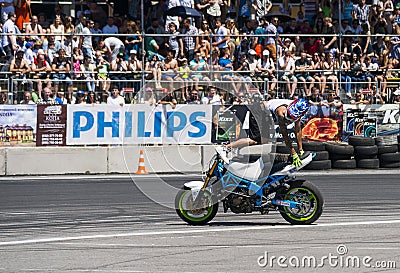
[1,219,400,247]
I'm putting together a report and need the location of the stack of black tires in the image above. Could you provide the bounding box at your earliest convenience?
[325,142,356,169]
[301,141,331,170]
[274,141,331,170]
[273,135,400,170]
[348,136,379,169]
[376,135,400,168]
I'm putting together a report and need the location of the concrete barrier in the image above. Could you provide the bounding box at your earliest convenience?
[6,147,108,175]
[0,148,5,175]
[2,145,205,176]
[107,145,203,174]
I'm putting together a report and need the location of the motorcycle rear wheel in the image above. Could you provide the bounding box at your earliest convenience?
[175,188,218,225]
[279,181,323,225]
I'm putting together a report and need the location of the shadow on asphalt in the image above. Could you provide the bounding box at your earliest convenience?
[168,221,292,227]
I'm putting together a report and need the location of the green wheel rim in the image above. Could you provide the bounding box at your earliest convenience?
[282,187,318,222]
[179,190,214,222]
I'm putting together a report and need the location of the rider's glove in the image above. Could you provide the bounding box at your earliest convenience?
[299,149,305,157]
[292,153,303,168]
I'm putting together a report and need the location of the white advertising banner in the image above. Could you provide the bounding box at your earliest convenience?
[66,104,212,145]
[0,105,37,146]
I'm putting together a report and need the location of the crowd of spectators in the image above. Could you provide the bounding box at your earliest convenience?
[1,0,400,105]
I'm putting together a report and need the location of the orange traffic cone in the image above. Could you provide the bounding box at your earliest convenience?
[135,150,148,174]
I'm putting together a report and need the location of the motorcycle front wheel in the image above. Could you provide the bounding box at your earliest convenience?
[175,188,218,225]
[279,181,324,225]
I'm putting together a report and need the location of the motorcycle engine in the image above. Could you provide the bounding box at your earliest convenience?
[225,188,253,213]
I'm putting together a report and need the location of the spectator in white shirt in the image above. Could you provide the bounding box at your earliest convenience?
[107,85,125,106]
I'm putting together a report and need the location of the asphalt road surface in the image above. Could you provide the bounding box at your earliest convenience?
[0,170,400,272]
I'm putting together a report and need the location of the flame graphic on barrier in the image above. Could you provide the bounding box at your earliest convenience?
[302,118,339,141]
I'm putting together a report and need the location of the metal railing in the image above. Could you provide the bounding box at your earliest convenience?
[1,31,400,104]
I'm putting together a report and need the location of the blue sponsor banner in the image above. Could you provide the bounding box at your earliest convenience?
[66,104,212,145]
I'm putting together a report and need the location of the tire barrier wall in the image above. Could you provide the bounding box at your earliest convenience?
[274,134,400,170]
[0,137,399,176]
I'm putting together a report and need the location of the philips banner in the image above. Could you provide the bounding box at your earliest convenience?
[66,104,212,145]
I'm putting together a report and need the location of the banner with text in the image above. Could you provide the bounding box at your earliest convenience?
[0,105,36,147]
[66,104,212,145]
[36,104,67,146]
[343,104,400,142]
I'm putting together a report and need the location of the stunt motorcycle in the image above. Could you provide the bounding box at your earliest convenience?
[175,146,323,225]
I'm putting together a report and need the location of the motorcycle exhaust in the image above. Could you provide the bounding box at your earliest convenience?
[271,199,302,209]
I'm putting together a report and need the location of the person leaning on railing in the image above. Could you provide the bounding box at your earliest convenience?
[31,48,51,97]
[51,48,72,95]
[10,49,32,102]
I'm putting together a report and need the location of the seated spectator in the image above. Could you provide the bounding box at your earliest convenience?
[144,28,161,60]
[392,89,400,104]
[308,87,326,107]
[310,53,327,94]
[198,20,212,43]
[91,21,103,47]
[23,41,34,66]
[350,91,370,104]
[322,53,339,96]
[94,50,110,92]
[38,12,50,29]
[80,55,96,93]
[103,16,119,34]
[110,52,128,90]
[260,50,277,92]
[51,48,72,94]
[339,54,352,97]
[208,47,220,79]
[190,52,210,92]
[127,49,142,97]
[25,15,44,43]
[201,86,224,105]
[50,15,65,44]
[10,49,32,101]
[31,49,51,96]
[186,89,201,104]
[145,54,162,89]
[177,58,192,102]
[226,18,239,58]
[160,49,181,94]
[277,50,297,98]
[72,47,83,79]
[295,51,315,96]
[37,87,57,104]
[233,38,251,62]
[64,16,75,35]
[157,88,177,109]
[75,90,86,104]
[86,91,99,104]
[55,91,68,104]
[247,49,263,90]
[218,48,242,94]
[20,91,35,104]
[234,52,252,93]
[361,56,378,90]
[143,87,156,105]
[323,90,343,108]
[347,53,363,93]
[107,86,124,106]
[364,83,385,104]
